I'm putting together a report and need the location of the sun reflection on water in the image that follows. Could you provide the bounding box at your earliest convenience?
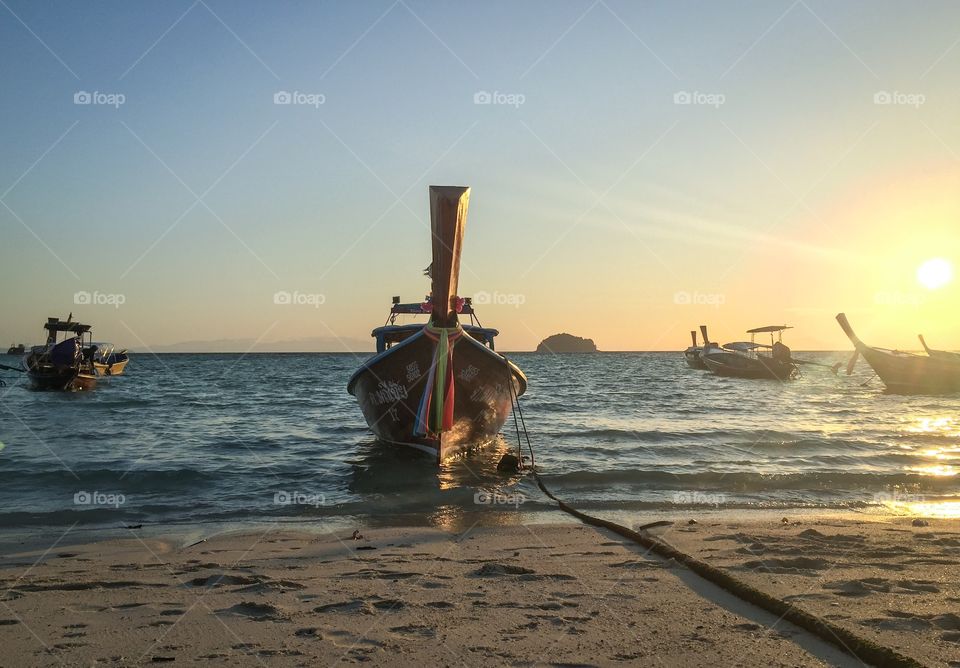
[879,500,960,518]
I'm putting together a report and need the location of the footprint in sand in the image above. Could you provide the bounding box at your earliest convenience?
[823,577,939,596]
[159,609,187,616]
[389,624,435,638]
[218,601,288,621]
[321,628,383,648]
[314,596,405,615]
[187,573,261,587]
[823,577,891,596]
[739,557,830,574]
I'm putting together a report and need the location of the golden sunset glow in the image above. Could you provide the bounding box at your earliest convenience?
[917,258,954,290]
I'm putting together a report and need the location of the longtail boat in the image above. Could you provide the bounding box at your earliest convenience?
[683,330,707,369]
[25,316,98,391]
[918,335,960,363]
[347,186,527,463]
[702,325,798,380]
[837,313,960,394]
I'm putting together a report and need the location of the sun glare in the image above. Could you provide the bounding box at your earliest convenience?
[916,258,954,290]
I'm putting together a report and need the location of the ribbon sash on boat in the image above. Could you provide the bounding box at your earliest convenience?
[414,323,464,436]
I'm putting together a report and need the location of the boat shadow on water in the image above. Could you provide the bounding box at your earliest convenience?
[345,437,534,531]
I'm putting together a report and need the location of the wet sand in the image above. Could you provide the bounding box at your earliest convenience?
[0,516,956,666]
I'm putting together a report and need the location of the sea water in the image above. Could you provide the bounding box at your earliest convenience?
[0,352,957,545]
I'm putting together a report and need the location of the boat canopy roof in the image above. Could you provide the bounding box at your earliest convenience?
[372,323,499,353]
[43,318,91,334]
[747,325,792,334]
[723,341,763,352]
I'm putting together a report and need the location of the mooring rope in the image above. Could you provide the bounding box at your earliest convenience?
[500,355,923,668]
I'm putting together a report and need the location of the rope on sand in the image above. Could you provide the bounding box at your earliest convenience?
[501,356,923,668]
[530,474,922,668]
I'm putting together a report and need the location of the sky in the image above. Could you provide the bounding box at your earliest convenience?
[1,0,959,352]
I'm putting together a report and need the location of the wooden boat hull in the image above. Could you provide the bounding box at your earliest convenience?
[348,327,526,463]
[853,345,960,394]
[703,353,797,380]
[27,368,97,391]
[838,314,960,394]
[94,358,128,376]
[684,349,707,370]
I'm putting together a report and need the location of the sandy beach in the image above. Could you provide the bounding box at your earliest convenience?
[2,514,957,667]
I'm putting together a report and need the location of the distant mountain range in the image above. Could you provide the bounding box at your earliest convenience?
[132,336,372,354]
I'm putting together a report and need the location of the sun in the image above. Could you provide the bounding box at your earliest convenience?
[917,258,954,290]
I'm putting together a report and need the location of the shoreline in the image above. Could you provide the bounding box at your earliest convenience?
[0,504,941,556]
[2,512,957,666]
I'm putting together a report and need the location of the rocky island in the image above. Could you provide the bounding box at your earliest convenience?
[536,333,598,353]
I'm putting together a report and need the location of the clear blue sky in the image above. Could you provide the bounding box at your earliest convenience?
[2,1,959,351]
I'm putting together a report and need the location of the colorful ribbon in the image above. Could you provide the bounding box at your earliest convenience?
[414,322,463,436]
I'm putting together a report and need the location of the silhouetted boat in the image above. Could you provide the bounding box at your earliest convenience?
[918,335,960,363]
[837,313,960,394]
[6,343,25,355]
[91,343,130,376]
[25,316,98,391]
[683,330,707,369]
[702,325,798,380]
[347,186,527,463]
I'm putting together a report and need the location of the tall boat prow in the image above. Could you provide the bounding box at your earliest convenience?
[918,334,960,363]
[683,330,707,369]
[429,186,468,328]
[836,313,960,394]
[347,186,527,464]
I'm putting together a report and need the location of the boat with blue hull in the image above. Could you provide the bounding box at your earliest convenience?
[347,186,527,463]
